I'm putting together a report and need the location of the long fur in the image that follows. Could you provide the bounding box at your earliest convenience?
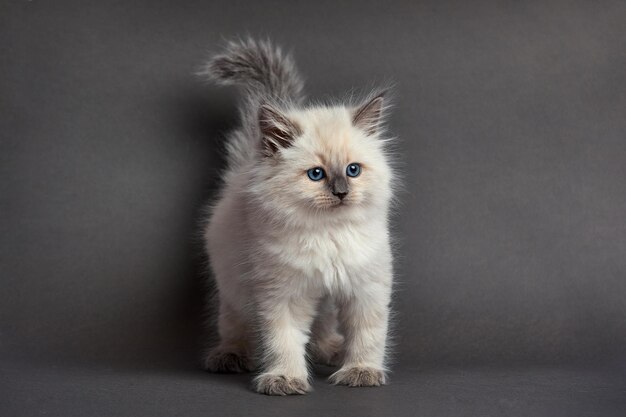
[201,38,397,395]
[201,38,305,172]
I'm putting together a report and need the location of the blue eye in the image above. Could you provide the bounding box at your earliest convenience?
[307,167,325,181]
[346,163,361,177]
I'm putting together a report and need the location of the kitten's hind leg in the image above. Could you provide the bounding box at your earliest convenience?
[203,301,253,373]
[309,296,344,366]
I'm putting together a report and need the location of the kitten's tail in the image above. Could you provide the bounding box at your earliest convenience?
[203,38,304,104]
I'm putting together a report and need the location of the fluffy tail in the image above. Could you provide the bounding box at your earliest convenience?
[204,38,304,104]
[202,38,304,169]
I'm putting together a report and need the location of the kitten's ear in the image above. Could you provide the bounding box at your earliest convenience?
[352,93,386,136]
[259,104,301,157]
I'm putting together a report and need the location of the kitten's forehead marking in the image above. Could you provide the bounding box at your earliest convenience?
[314,146,353,173]
[307,110,356,168]
[314,152,329,167]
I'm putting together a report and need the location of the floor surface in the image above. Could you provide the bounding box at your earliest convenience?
[2,358,624,417]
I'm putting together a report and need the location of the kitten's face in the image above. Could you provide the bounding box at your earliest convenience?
[252,98,393,221]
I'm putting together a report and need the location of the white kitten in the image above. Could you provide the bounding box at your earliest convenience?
[201,39,396,395]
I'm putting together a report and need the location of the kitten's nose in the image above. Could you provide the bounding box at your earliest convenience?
[333,191,348,200]
[331,176,349,200]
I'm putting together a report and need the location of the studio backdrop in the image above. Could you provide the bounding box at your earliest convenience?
[1,1,625,413]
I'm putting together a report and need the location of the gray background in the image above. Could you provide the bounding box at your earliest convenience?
[1,0,625,416]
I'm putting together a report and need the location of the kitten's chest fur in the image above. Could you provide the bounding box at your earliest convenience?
[258,218,389,293]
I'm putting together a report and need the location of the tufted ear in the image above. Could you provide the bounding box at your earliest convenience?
[259,104,302,157]
[352,93,385,136]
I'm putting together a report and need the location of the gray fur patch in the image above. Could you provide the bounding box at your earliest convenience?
[203,38,306,168]
[204,38,304,103]
[203,350,252,373]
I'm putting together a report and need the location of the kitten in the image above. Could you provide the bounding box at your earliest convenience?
[201,38,396,395]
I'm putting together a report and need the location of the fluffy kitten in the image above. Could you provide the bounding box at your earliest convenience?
[202,39,396,395]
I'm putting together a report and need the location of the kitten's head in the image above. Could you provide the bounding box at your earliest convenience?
[251,92,394,222]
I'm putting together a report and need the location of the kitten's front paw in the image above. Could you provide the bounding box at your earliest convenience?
[203,350,251,373]
[329,366,386,387]
[254,374,311,395]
